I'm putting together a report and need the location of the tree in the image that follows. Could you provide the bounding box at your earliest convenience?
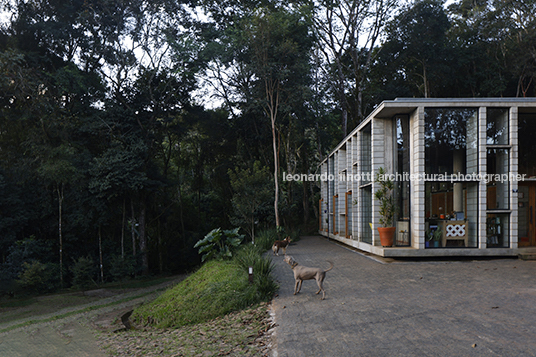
[242,6,314,228]
[379,0,451,98]
[228,162,272,242]
[311,0,399,135]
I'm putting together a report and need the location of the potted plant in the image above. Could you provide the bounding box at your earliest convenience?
[426,228,442,248]
[432,228,442,248]
[374,167,397,247]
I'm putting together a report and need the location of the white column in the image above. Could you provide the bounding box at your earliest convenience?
[510,106,519,248]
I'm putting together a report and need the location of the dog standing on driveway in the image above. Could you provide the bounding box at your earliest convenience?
[272,236,291,256]
[283,255,333,300]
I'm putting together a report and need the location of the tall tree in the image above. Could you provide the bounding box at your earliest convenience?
[311,0,399,136]
[243,6,313,228]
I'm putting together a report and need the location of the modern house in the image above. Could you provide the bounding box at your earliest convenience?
[318,98,536,257]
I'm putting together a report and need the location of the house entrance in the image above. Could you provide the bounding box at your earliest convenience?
[518,182,536,247]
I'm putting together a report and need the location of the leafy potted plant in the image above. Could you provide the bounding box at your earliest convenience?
[374,167,397,247]
[432,228,442,248]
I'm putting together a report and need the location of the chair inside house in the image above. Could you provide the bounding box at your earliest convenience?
[442,220,468,247]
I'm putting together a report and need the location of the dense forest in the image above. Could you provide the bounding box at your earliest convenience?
[1,0,535,293]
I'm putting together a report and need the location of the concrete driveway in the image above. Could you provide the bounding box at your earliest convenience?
[270,236,536,357]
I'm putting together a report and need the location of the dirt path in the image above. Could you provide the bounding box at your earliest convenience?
[0,276,186,357]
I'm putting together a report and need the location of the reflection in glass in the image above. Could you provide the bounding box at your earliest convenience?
[487,148,509,210]
[518,113,536,177]
[425,108,478,175]
[487,108,509,145]
[396,115,410,246]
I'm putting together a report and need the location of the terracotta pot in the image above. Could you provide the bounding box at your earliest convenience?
[377,227,396,247]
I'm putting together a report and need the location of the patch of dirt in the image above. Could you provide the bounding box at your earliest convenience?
[95,302,276,356]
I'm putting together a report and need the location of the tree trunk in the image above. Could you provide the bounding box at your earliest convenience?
[138,204,149,275]
[303,180,310,226]
[57,183,64,287]
[98,225,104,283]
[272,119,280,227]
[131,199,136,256]
[121,199,126,258]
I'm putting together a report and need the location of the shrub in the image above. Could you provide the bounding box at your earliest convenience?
[194,227,244,262]
[71,256,97,289]
[234,244,278,301]
[17,260,57,294]
[255,229,278,251]
[109,254,136,282]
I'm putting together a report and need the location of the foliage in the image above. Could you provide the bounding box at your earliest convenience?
[234,244,278,299]
[194,228,245,262]
[374,167,397,227]
[16,261,58,294]
[109,255,137,282]
[2,0,536,296]
[254,229,279,252]
[71,256,98,289]
[228,161,273,241]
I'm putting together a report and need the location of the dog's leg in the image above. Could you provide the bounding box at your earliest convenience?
[315,276,325,299]
[296,279,303,293]
[294,280,300,295]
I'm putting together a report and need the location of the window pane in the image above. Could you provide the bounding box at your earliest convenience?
[487,148,509,210]
[487,213,509,248]
[518,113,536,177]
[425,181,478,248]
[425,108,478,175]
[487,108,509,145]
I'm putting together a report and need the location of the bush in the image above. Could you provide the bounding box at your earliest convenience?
[194,227,244,262]
[17,260,58,294]
[255,229,278,251]
[234,244,277,300]
[71,256,98,289]
[109,254,136,282]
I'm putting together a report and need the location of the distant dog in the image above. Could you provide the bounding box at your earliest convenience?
[272,236,291,256]
[283,255,333,300]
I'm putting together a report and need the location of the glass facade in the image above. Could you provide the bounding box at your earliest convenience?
[486,148,510,210]
[395,115,411,246]
[425,181,479,248]
[518,113,536,177]
[425,108,478,176]
[487,108,509,145]
[425,108,479,248]
[319,99,536,255]
[360,124,372,244]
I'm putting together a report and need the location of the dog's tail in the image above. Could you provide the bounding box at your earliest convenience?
[325,261,334,272]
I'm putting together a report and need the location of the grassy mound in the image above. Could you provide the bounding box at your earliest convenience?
[131,258,273,328]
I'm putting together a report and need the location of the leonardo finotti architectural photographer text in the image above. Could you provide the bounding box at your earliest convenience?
[282,171,527,184]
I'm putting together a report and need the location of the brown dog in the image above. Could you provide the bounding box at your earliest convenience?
[272,236,291,256]
[283,255,333,300]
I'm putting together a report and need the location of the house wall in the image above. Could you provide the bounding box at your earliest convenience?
[319,98,536,257]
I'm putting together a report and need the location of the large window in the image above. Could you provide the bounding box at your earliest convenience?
[425,108,478,175]
[425,182,479,248]
[519,113,536,177]
[360,124,372,243]
[425,108,479,248]
[486,108,510,248]
[487,148,509,210]
[487,108,509,145]
[395,115,410,246]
